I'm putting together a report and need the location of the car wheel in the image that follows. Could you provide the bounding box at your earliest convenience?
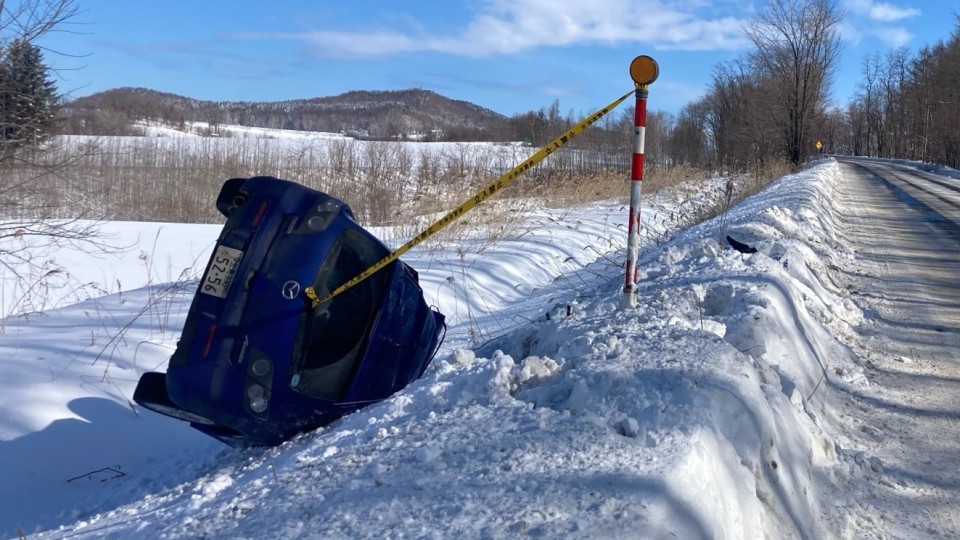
[133,372,215,425]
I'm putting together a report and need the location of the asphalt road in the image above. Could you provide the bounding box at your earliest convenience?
[832,157,960,538]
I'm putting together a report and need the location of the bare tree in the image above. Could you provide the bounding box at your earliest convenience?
[0,0,77,43]
[745,0,843,164]
[881,48,910,157]
[839,16,960,166]
[671,99,711,169]
[704,60,780,170]
[0,0,116,319]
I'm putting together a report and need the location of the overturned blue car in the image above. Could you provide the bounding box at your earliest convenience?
[134,176,445,447]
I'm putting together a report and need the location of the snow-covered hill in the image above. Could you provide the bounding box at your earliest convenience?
[63,87,511,140]
[1,160,950,538]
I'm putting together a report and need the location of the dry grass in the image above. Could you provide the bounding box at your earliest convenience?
[2,136,789,248]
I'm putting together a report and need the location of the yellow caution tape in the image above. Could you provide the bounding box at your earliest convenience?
[305,88,637,307]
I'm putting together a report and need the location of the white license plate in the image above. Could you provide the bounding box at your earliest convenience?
[201,245,243,298]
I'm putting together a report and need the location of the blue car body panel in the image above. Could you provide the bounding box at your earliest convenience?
[136,176,445,446]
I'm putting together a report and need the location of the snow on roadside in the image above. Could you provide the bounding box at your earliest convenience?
[4,160,896,538]
[0,221,220,322]
[0,193,660,535]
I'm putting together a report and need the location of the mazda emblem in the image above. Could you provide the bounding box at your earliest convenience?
[281,280,301,300]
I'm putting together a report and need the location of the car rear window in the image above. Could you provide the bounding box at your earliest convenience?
[290,229,391,400]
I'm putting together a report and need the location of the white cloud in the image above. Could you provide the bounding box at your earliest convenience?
[866,25,913,47]
[836,22,864,45]
[845,0,920,22]
[839,1,918,48]
[242,0,752,59]
[287,30,424,59]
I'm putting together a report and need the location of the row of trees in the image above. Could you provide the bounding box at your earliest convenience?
[663,0,841,170]
[662,5,960,171]
[841,19,960,167]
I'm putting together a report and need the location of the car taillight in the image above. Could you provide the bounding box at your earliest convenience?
[247,385,268,413]
[244,348,273,419]
[202,324,217,357]
[300,195,342,232]
[251,201,269,227]
[251,357,271,377]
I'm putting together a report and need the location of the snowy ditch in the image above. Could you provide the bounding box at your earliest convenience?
[2,159,892,538]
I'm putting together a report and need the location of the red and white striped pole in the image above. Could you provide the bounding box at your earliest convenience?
[623,55,658,308]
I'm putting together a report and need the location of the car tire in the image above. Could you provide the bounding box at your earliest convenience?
[134,372,215,425]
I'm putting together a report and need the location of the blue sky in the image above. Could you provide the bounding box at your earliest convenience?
[38,0,959,117]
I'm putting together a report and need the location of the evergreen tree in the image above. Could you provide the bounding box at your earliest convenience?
[0,39,58,152]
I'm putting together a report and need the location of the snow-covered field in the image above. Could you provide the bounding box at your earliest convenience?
[0,158,949,538]
[63,120,532,170]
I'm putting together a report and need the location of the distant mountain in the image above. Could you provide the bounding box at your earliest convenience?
[59,87,512,140]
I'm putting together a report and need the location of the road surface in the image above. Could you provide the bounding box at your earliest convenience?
[833,157,960,537]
